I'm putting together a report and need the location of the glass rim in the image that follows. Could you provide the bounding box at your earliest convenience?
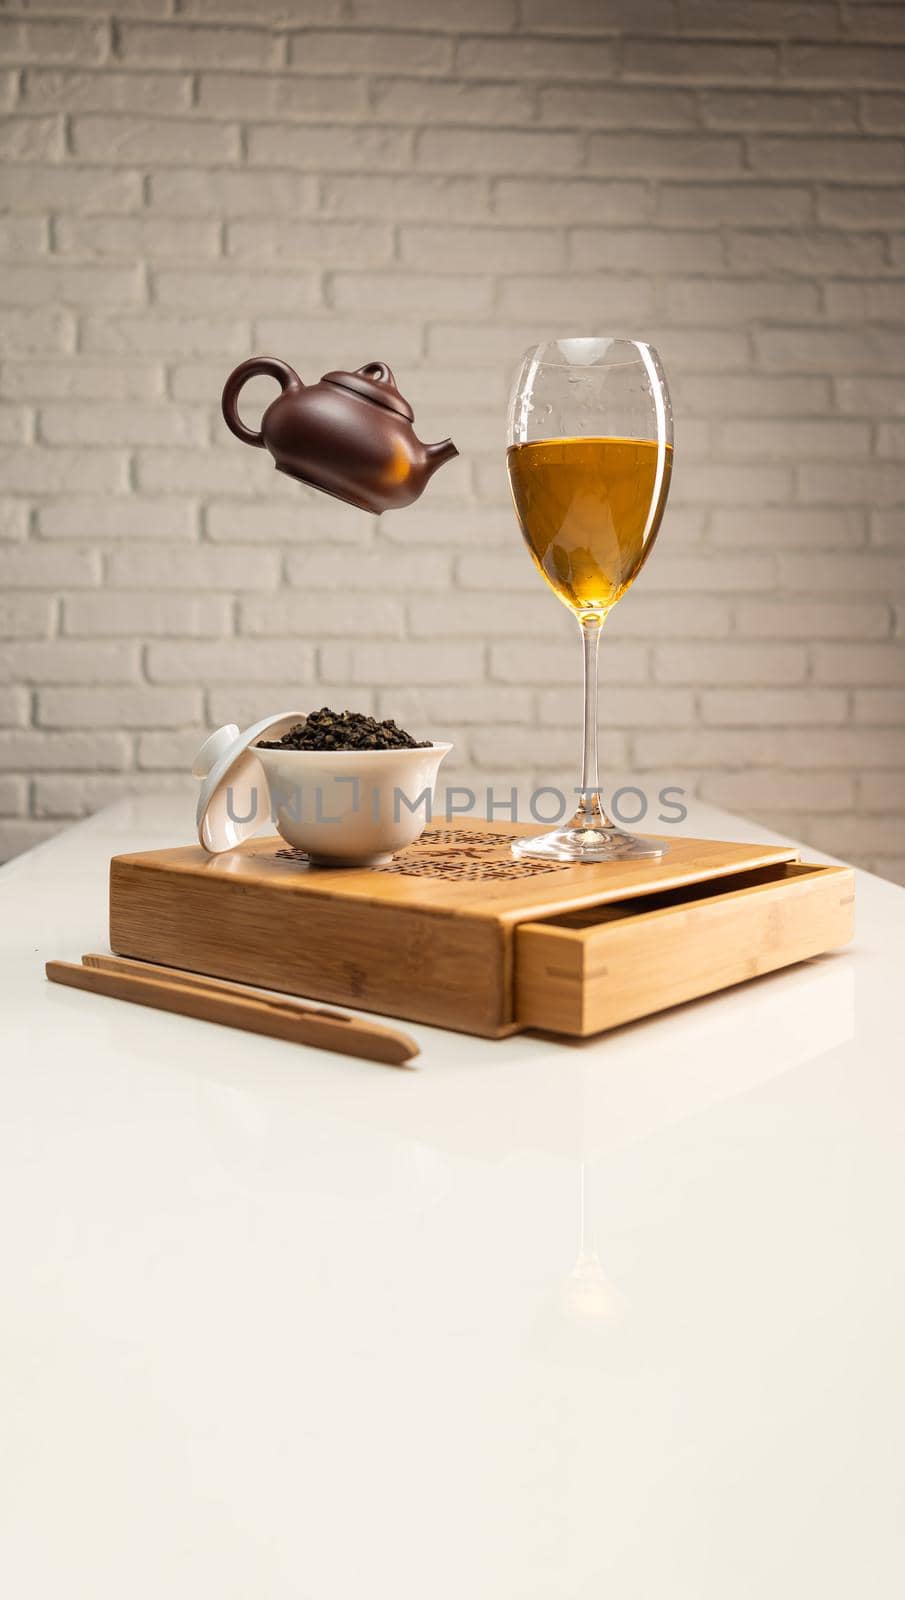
[516,335,663,370]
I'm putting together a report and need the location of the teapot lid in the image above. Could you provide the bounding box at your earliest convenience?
[322,361,414,422]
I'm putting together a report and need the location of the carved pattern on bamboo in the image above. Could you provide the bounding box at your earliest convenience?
[274,826,570,880]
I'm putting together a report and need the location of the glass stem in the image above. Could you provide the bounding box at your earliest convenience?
[577,614,609,829]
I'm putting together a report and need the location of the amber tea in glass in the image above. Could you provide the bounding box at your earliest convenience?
[506,339,674,862]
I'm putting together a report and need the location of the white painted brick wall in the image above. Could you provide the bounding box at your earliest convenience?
[1,0,904,879]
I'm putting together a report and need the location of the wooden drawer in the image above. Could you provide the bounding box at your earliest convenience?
[109,826,854,1040]
[514,861,855,1037]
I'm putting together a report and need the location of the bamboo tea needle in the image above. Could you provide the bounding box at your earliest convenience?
[46,958,419,1066]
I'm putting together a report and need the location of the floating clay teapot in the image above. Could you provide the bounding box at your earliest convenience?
[222,356,458,515]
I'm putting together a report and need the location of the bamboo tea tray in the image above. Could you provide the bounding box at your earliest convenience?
[109,819,854,1040]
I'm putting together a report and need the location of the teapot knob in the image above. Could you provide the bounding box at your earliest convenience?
[356,361,395,386]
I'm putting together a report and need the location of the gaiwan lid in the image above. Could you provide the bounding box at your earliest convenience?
[193,711,305,854]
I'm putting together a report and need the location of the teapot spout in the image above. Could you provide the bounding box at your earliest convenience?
[424,437,459,477]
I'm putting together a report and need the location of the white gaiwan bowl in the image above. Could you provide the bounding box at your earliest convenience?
[255,741,453,866]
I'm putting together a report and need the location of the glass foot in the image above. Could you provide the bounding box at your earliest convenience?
[512,822,668,863]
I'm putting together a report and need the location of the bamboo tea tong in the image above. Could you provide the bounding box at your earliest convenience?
[46,954,419,1067]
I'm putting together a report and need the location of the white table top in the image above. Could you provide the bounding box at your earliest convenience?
[2,795,904,1599]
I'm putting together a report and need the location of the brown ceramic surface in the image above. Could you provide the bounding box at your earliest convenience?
[221,356,458,513]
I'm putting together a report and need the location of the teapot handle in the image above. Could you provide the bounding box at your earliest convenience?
[221,356,302,448]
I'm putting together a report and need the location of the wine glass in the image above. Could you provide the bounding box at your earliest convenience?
[506,337,673,862]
